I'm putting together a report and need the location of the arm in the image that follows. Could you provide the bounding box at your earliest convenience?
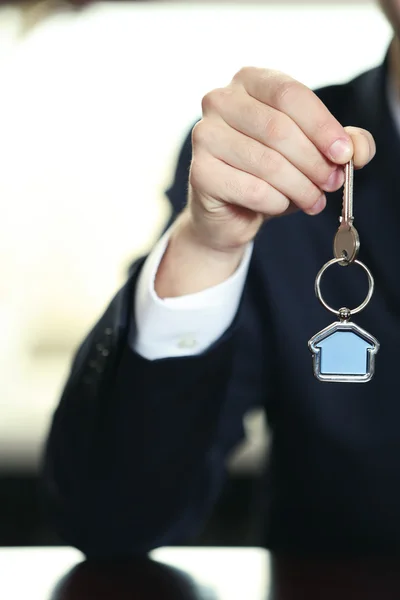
[42,256,260,558]
[43,65,373,558]
[42,130,259,559]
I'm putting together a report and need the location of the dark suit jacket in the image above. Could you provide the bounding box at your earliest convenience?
[43,55,400,558]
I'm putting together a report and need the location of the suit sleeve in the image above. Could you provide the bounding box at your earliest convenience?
[42,125,266,558]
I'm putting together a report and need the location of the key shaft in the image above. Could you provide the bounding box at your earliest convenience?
[333,159,360,264]
[342,160,354,227]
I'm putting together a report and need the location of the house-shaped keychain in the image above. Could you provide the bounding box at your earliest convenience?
[308,321,380,383]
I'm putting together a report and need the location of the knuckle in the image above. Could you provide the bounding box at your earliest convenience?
[189,158,205,190]
[191,121,209,148]
[263,151,283,177]
[314,122,334,152]
[201,91,215,114]
[271,78,300,109]
[244,179,269,210]
[245,143,267,171]
[264,115,285,143]
[233,66,257,82]
[201,87,232,114]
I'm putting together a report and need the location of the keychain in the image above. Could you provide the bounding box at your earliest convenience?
[308,160,380,383]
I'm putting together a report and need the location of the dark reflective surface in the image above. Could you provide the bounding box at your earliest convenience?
[4,548,400,600]
[51,558,218,600]
[50,555,400,600]
[271,556,400,600]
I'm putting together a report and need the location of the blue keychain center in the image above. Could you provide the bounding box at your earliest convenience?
[317,331,372,375]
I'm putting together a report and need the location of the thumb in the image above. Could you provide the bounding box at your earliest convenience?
[344,126,376,169]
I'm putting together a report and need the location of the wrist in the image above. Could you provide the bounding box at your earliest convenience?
[155,212,247,298]
[176,210,247,263]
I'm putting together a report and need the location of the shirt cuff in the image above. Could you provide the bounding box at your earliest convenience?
[131,228,253,360]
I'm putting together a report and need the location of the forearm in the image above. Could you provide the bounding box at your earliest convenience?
[42,269,238,558]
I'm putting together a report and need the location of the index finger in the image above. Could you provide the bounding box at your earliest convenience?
[234,67,353,165]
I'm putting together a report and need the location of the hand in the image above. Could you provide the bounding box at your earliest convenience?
[187,67,376,253]
[155,68,376,298]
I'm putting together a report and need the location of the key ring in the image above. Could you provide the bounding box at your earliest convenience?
[315,257,375,318]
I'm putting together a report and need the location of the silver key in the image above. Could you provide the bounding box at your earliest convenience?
[333,160,360,265]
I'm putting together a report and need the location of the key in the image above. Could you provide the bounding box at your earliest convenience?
[333,160,360,265]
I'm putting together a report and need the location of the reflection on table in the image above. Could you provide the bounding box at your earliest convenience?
[0,547,269,600]
[2,546,400,600]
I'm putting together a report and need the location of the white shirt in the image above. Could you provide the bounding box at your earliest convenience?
[133,228,253,360]
[133,72,400,361]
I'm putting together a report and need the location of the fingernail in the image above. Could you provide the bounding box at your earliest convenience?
[328,139,352,162]
[307,194,326,215]
[325,170,338,190]
[325,168,345,191]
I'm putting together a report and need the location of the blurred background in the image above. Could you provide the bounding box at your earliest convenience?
[0,0,391,546]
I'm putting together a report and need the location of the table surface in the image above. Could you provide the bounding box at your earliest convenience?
[3,546,400,599]
[0,546,270,600]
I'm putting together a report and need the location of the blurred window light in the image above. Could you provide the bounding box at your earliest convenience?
[0,0,391,469]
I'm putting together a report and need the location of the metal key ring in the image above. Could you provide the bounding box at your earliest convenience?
[315,257,374,317]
